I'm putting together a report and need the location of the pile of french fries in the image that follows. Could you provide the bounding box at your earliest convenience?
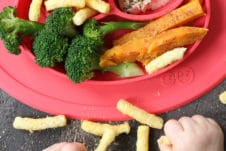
[29,0,110,25]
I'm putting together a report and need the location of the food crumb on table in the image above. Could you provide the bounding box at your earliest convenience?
[219,91,226,104]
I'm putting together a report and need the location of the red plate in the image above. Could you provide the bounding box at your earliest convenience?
[0,0,225,121]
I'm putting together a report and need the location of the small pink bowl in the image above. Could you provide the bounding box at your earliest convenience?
[94,0,184,21]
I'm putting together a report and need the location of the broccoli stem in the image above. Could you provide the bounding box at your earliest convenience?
[100,21,146,36]
[10,18,43,35]
[102,62,144,78]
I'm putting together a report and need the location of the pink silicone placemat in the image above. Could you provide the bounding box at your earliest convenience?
[0,0,225,121]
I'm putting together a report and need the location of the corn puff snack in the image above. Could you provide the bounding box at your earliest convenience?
[13,115,67,132]
[95,129,116,151]
[45,0,85,11]
[29,0,43,21]
[73,7,97,26]
[85,0,110,14]
[116,99,163,129]
[157,135,172,145]
[81,120,130,136]
[136,125,150,151]
[81,120,130,151]
[219,91,226,104]
[145,47,187,74]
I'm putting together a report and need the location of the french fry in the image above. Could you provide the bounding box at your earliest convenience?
[73,7,97,26]
[136,125,150,151]
[157,135,172,145]
[99,26,208,67]
[145,47,187,74]
[116,99,164,129]
[219,91,226,104]
[13,115,67,132]
[44,0,85,11]
[113,0,205,45]
[81,120,130,136]
[29,0,43,21]
[85,0,110,14]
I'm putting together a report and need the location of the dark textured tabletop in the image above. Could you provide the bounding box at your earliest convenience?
[0,79,225,151]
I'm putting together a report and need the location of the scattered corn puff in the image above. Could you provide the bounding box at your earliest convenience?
[85,0,110,14]
[29,0,43,21]
[13,115,67,132]
[116,99,163,129]
[73,7,97,26]
[81,120,130,151]
[81,120,130,136]
[157,135,172,145]
[136,125,150,151]
[95,129,116,151]
[145,47,187,74]
[44,0,85,11]
[219,91,226,104]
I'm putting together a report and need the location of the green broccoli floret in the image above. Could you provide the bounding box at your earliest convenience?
[65,35,100,83]
[32,8,79,67]
[45,8,78,38]
[83,18,146,44]
[33,29,69,67]
[0,6,43,54]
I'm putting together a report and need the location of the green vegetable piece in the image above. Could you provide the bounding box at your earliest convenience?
[0,6,43,54]
[83,18,146,44]
[103,62,144,78]
[65,35,100,83]
[45,8,78,37]
[33,29,69,67]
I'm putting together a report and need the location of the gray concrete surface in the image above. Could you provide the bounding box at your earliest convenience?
[0,80,225,151]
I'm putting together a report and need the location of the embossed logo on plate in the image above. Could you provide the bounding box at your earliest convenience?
[161,67,195,86]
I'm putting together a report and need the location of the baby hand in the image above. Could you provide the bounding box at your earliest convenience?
[159,115,224,151]
[43,142,87,151]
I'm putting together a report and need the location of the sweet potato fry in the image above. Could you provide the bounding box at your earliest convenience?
[142,26,208,64]
[99,26,208,67]
[113,0,205,46]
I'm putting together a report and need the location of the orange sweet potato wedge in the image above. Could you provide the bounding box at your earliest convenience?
[99,26,208,67]
[141,26,208,65]
[113,0,205,46]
